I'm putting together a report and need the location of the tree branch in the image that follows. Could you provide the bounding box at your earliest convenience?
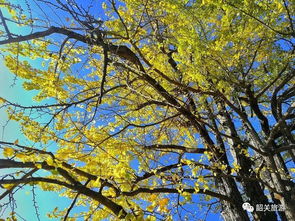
[0,9,12,39]
[144,144,207,154]
[122,187,232,202]
[0,177,127,218]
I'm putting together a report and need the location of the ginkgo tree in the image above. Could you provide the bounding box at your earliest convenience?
[0,0,294,220]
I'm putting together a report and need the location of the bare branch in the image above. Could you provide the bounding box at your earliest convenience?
[0,9,12,39]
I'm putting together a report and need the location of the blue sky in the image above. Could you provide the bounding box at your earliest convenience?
[0,3,70,220]
[0,58,71,220]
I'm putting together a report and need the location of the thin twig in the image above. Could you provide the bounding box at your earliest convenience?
[0,9,12,38]
[99,47,108,103]
[63,179,91,221]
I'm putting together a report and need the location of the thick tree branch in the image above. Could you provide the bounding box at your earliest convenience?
[0,176,127,218]
[122,187,232,202]
[144,144,207,153]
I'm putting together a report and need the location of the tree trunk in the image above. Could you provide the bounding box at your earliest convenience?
[217,102,278,220]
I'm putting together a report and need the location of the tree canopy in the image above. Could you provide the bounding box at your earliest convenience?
[0,0,294,220]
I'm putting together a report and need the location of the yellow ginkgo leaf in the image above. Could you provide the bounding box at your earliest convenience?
[3,147,15,157]
[147,205,155,212]
[0,97,6,105]
[158,198,169,208]
[149,194,157,201]
[15,153,27,162]
[14,139,19,145]
[46,156,55,166]
[2,184,14,189]
[35,163,42,169]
